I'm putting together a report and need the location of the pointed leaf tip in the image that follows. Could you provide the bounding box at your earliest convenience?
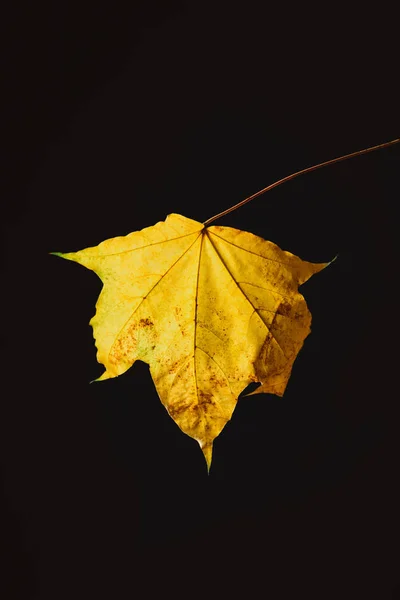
[200,442,213,473]
[49,251,74,261]
[90,371,112,384]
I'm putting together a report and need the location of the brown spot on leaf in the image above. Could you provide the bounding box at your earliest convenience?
[198,390,215,414]
[139,317,154,327]
[168,358,185,374]
[209,372,225,388]
[199,391,213,404]
[168,403,189,418]
[277,301,291,317]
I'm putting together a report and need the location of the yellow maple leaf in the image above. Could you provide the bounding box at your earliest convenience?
[53,214,326,469]
[52,138,399,470]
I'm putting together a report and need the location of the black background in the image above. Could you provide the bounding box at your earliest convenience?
[2,2,399,599]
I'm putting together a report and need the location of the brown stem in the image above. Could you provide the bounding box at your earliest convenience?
[203,138,400,227]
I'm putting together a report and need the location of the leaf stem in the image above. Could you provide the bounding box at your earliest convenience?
[203,138,400,227]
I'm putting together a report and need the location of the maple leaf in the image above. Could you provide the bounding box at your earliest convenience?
[53,214,326,469]
[52,138,399,470]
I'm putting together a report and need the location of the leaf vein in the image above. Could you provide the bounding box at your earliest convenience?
[206,231,287,358]
[92,231,198,257]
[208,231,292,267]
[107,232,202,363]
